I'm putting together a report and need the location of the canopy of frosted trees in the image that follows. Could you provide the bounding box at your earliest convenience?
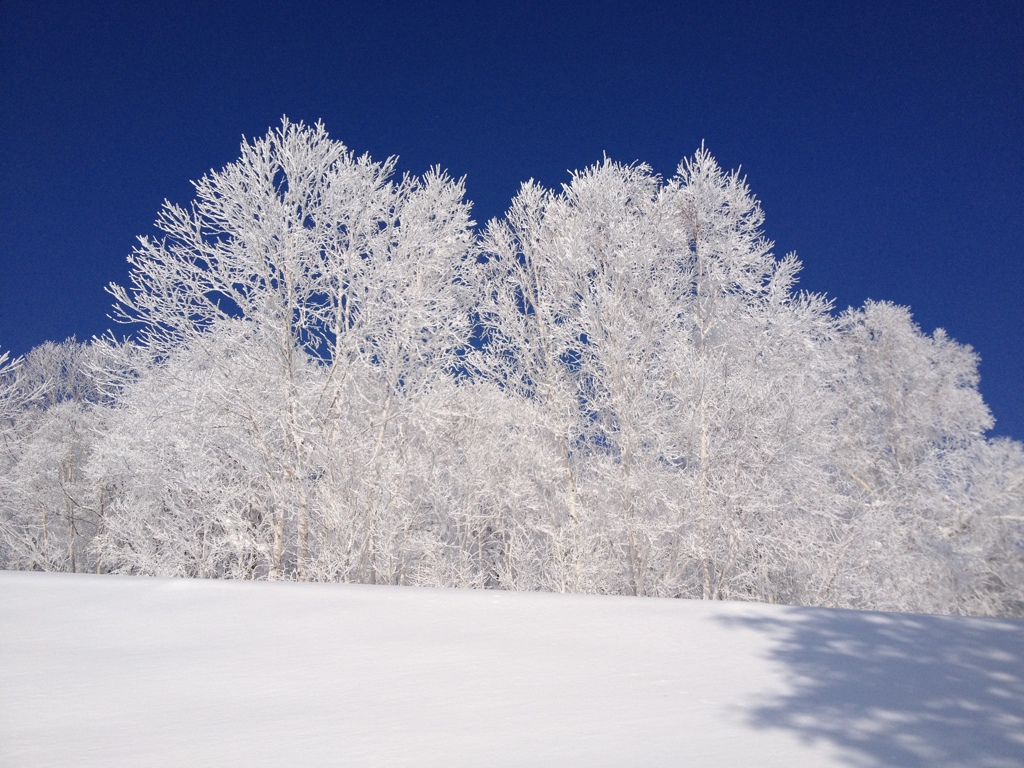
[2,120,1022,616]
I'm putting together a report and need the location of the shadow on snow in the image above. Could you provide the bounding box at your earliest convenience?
[719,606,1024,767]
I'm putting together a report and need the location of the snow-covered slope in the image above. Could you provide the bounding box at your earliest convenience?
[1,572,1022,767]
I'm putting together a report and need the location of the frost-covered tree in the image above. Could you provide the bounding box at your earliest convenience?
[480,161,665,593]
[481,150,839,600]
[653,151,840,603]
[954,437,1024,616]
[822,301,1016,613]
[0,349,23,566]
[0,339,112,572]
[100,119,476,580]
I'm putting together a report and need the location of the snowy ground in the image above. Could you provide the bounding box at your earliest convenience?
[1,572,1022,767]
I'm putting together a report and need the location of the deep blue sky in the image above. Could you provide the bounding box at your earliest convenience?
[2,1,1021,439]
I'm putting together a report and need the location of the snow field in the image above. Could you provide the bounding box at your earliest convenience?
[1,571,1022,767]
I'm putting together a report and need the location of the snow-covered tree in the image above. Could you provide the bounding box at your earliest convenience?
[653,150,840,603]
[822,301,1015,613]
[0,339,111,573]
[481,150,840,600]
[954,437,1024,616]
[479,161,664,593]
[101,119,476,580]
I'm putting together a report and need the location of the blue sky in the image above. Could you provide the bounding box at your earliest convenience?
[2,1,1021,439]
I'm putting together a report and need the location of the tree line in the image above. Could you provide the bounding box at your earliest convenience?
[2,119,1021,615]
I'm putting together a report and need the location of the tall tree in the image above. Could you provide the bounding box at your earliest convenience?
[655,150,840,603]
[482,150,838,600]
[101,119,476,580]
[824,301,1008,613]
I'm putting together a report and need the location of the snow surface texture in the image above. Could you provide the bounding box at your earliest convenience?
[2,572,1023,767]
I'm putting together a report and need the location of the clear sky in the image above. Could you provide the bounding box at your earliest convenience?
[2,1,1021,439]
